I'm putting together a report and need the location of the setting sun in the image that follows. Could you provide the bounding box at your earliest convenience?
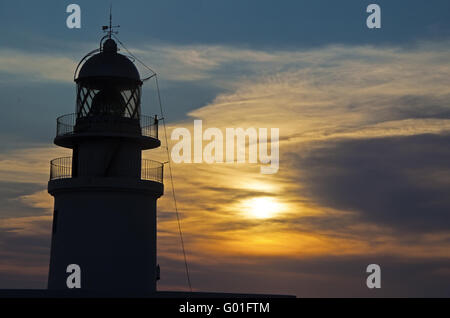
[242,197,284,219]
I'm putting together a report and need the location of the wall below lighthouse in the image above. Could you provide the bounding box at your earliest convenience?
[47,178,163,293]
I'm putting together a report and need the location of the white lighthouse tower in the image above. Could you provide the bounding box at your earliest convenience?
[47,33,163,294]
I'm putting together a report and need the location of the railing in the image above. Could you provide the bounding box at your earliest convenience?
[141,159,164,183]
[140,115,159,139]
[50,157,72,180]
[49,157,163,184]
[56,113,76,136]
[56,113,159,139]
[56,114,76,136]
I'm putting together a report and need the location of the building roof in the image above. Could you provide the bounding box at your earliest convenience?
[77,39,140,82]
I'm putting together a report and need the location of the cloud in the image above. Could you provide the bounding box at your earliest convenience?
[157,252,450,297]
[1,40,450,295]
[151,41,450,286]
[0,182,52,288]
[0,181,45,218]
[0,146,69,184]
[288,134,450,233]
[0,49,77,83]
[0,218,50,289]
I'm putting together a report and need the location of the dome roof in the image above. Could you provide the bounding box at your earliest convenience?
[76,39,140,82]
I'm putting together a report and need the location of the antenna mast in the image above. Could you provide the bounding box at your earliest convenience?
[109,5,112,38]
[102,5,120,38]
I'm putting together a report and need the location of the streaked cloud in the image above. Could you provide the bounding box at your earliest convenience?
[1,40,450,295]
[0,50,77,83]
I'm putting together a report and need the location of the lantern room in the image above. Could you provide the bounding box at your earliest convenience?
[75,38,142,120]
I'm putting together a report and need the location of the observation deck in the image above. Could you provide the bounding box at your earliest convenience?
[49,156,163,183]
[54,113,160,150]
[48,156,164,196]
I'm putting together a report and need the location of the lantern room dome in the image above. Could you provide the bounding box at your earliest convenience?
[76,38,140,82]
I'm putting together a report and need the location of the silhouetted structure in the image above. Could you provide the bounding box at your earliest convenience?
[47,35,163,293]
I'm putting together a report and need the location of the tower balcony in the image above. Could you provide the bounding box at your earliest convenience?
[49,156,164,184]
[54,113,160,150]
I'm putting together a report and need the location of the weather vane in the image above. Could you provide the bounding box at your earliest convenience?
[102,5,120,38]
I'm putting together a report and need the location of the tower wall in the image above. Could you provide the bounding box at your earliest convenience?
[75,139,142,178]
[48,181,161,292]
[47,37,163,295]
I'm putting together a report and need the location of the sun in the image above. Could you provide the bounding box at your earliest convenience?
[243,197,284,219]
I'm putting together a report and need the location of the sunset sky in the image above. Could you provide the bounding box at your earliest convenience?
[1,0,450,297]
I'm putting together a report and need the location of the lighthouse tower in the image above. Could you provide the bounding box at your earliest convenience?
[47,34,163,294]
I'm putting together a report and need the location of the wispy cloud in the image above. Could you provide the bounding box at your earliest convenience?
[0,49,77,83]
[1,40,450,295]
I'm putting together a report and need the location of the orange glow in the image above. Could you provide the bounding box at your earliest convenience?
[241,196,286,219]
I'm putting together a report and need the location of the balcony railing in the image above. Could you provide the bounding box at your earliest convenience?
[49,157,164,183]
[141,159,164,183]
[49,156,72,180]
[56,113,159,139]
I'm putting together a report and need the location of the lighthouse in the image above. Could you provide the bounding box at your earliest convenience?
[47,33,163,294]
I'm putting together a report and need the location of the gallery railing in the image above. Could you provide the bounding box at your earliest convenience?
[49,157,163,183]
[55,113,158,139]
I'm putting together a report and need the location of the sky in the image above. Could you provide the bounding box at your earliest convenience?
[1,0,450,297]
